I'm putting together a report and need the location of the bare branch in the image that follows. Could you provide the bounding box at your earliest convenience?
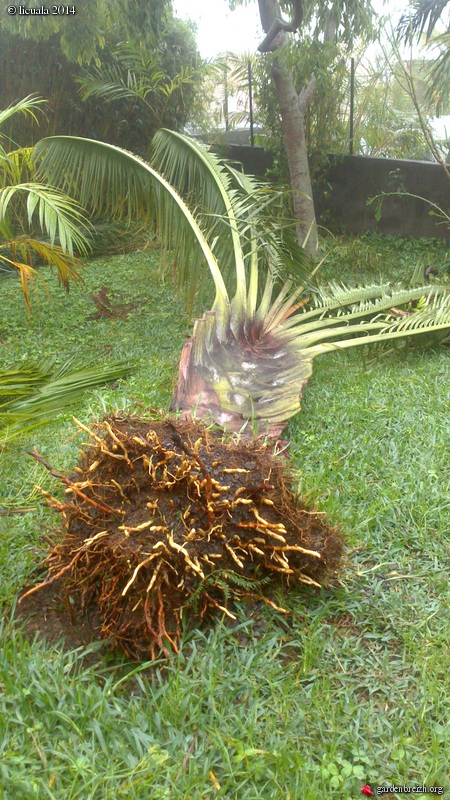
[258,0,303,52]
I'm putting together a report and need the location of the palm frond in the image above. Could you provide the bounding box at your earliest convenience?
[0,363,53,404]
[0,359,134,443]
[397,0,450,41]
[0,236,84,312]
[34,135,229,318]
[0,95,46,135]
[115,41,166,76]
[0,250,45,312]
[151,130,312,306]
[78,63,165,106]
[14,238,84,290]
[150,128,247,300]
[0,183,91,256]
[304,281,438,319]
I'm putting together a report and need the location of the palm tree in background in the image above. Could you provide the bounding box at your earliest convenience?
[0,96,90,310]
[0,96,132,441]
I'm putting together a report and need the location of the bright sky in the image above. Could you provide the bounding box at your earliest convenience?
[172,1,418,59]
[172,0,263,58]
[172,0,449,139]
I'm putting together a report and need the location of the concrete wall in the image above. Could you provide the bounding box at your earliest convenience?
[220,144,450,242]
[216,143,273,178]
[316,154,450,242]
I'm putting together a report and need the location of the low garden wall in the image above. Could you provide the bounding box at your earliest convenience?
[316,154,449,242]
[219,144,450,242]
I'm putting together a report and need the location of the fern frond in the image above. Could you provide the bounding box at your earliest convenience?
[184,568,272,613]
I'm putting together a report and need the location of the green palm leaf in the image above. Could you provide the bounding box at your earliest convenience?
[0,359,133,443]
[34,135,230,318]
[78,64,165,106]
[0,95,45,133]
[0,183,90,256]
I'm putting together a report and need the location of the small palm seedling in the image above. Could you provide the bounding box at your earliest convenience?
[19,128,450,660]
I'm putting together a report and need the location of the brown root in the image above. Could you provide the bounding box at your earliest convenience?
[22,415,342,660]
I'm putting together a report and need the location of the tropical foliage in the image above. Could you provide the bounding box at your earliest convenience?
[229,0,378,252]
[0,96,92,311]
[0,1,201,153]
[76,39,203,157]
[35,128,450,437]
[352,46,441,160]
[252,38,351,182]
[1,97,136,438]
[0,359,132,443]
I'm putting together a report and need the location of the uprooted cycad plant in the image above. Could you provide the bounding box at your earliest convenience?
[20,128,450,659]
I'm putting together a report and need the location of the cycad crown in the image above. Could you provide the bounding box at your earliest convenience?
[34,128,450,436]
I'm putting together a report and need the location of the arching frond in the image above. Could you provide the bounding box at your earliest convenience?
[34,135,229,318]
[0,95,46,135]
[151,129,312,292]
[0,183,91,256]
[0,359,133,443]
[77,62,166,106]
[151,128,247,303]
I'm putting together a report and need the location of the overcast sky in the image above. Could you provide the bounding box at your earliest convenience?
[171,1,449,137]
[172,0,263,58]
[171,0,413,58]
[173,0,438,60]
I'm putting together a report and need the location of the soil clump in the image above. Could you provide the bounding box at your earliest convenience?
[21,416,342,660]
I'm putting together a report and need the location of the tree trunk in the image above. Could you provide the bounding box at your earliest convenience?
[257,0,318,255]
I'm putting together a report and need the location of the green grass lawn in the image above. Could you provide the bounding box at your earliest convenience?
[1,235,449,799]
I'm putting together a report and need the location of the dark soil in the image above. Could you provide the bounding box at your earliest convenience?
[19,416,342,661]
[16,577,100,651]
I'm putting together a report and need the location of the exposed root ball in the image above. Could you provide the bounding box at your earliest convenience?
[25,416,341,660]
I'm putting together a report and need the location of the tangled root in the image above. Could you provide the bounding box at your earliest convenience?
[22,416,342,660]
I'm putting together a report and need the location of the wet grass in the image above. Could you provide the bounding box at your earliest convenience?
[1,235,449,799]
